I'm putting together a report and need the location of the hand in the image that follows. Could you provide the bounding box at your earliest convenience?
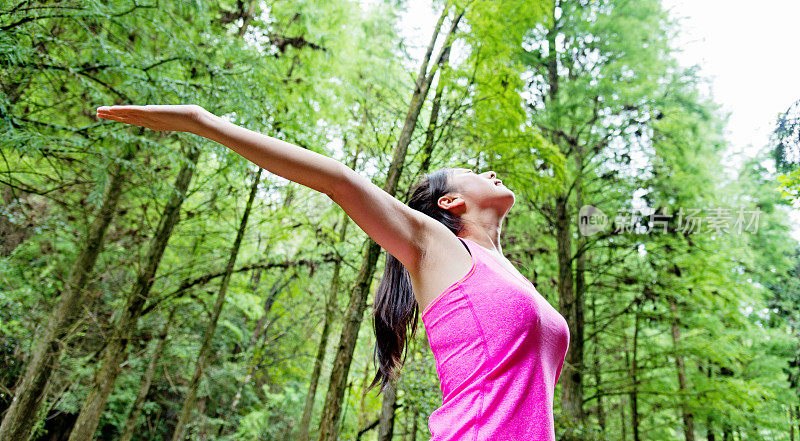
[95,104,212,134]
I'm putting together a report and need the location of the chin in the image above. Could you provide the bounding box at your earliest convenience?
[500,190,515,212]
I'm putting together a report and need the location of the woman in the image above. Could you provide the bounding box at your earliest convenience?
[96,104,570,440]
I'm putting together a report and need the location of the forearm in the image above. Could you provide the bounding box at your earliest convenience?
[193,111,343,196]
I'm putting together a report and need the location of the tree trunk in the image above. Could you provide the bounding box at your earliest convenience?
[546,0,583,422]
[297,239,347,441]
[591,293,605,432]
[67,144,201,441]
[556,193,582,420]
[377,380,398,441]
[316,5,463,440]
[355,418,379,441]
[298,142,361,441]
[317,241,381,441]
[629,311,640,441]
[670,298,695,441]
[722,424,732,441]
[119,308,175,441]
[417,43,450,177]
[0,145,135,441]
[356,356,373,432]
[721,364,733,441]
[706,362,715,441]
[170,167,262,441]
[620,394,627,441]
[409,405,419,441]
[571,148,587,422]
[402,404,411,441]
[546,4,560,103]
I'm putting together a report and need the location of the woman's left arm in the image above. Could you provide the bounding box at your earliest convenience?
[96,104,446,274]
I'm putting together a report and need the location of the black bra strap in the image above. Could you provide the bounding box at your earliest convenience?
[457,237,472,256]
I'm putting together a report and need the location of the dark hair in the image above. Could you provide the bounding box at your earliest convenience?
[367,168,464,395]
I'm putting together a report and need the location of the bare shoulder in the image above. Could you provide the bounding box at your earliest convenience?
[410,221,473,314]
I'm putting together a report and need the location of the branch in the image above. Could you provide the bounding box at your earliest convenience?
[140,257,336,316]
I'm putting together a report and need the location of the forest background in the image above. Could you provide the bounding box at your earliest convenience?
[1,0,799,440]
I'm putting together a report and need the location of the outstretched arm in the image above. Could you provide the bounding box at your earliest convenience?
[96,104,438,272]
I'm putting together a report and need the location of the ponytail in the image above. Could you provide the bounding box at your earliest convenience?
[368,168,463,394]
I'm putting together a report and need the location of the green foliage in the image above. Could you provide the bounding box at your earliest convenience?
[1,0,798,440]
[773,100,800,205]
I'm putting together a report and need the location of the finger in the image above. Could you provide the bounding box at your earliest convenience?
[97,105,147,111]
[96,112,135,124]
[97,110,142,121]
[97,106,148,117]
[97,111,121,120]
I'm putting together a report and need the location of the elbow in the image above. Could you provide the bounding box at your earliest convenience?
[325,162,356,201]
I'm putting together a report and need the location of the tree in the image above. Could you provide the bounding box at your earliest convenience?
[773,99,800,205]
[521,0,672,422]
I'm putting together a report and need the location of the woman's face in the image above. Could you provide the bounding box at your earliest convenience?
[442,168,515,216]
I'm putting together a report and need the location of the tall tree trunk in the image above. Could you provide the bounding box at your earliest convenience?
[620,394,627,441]
[546,3,560,103]
[317,240,381,441]
[591,293,605,431]
[722,424,732,441]
[377,379,398,441]
[170,167,262,441]
[236,0,257,38]
[546,0,582,422]
[410,405,419,441]
[373,63,447,441]
[670,298,695,441]
[0,145,135,441]
[417,42,450,176]
[402,404,411,441]
[629,311,640,441]
[556,193,581,419]
[706,362,715,441]
[298,139,362,441]
[356,357,372,431]
[119,308,176,441]
[721,364,734,441]
[67,144,202,441]
[571,148,587,421]
[316,5,463,440]
[296,221,348,441]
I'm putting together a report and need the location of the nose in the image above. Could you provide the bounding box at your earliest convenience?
[483,170,496,179]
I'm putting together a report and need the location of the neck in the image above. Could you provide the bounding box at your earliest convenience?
[459,211,504,254]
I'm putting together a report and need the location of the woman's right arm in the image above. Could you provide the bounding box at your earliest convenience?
[96,104,447,273]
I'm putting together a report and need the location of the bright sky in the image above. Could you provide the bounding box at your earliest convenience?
[660,0,800,241]
[662,0,800,241]
[662,0,800,159]
[398,0,800,240]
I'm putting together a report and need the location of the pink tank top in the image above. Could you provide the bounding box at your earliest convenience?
[421,237,570,440]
